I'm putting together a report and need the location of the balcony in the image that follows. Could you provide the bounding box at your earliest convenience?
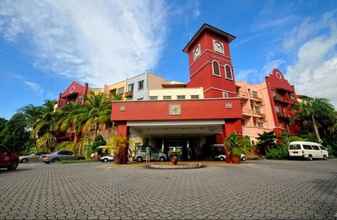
[238,91,249,100]
[111,98,242,121]
[274,94,294,104]
[124,91,133,98]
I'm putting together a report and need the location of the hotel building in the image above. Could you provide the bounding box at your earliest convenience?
[57,24,298,159]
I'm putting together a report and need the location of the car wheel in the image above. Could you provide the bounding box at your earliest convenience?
[103,158,109,163]
[8,162,18,171]
[323,155,328,160]
[136,157,143,162]
[159,157,165,162]
[21,158,29,163]
[308,155,313,161]
[241,156,246,161]
[219,157,225,161]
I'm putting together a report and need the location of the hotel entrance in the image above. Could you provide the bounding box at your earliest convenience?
[128,120,224,160]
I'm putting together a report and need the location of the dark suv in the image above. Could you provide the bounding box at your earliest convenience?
[0,145,19,171]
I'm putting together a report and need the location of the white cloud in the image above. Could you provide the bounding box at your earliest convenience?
[24,80,43,95]
[287,13,337,106]
[0,0,168,86]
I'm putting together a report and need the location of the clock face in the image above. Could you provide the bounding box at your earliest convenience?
[213,40,224,54]
[193,44,201,60]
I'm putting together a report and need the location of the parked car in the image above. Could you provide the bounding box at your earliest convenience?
[215,154,247,161]
[212,144,246,161]
[134,145,168,162]
[288,141,328,160]
[100,155,114,162]
[41,150,75,164]
[0,144,19,171]
[19,152,47,163]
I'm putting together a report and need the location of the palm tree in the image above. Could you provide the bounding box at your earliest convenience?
[81,93,112,138]
[56,94,112,155]
[30,100,59,152]
[294,96,335,143]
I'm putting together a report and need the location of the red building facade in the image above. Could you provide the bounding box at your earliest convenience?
[57,24,298,158]
[57,81,89,108]
[111,24,243,158]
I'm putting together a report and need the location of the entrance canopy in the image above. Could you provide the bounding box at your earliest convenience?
[128,120,224,136]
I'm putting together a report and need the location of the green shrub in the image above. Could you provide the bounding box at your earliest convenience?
[266,145,288,159]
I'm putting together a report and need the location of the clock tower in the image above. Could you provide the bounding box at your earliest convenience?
[184,24,237,98]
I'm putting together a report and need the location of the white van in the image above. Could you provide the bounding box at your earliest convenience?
[288,141,328,160]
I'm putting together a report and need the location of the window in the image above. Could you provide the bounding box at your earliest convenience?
[257,121,263,128]
[212,61,220,76]
[163,96,171,100]
[150,96,158,100]
[190,95,199,99]
[252,91,258,98]
[225,65,233,80]
[289,144,301,150]
[193,44,201,61]
[117,87,124,95]
[177,95,186,100]
[138,80,144,90]
[128,83,134,92]
[223,91,230,98]
[311,145,319,150]
[303,145,312,150]
[255,106,261,114]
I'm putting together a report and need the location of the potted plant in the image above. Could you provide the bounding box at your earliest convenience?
[224,133,251,163]
[171,152,178,165]
[231,147,242,164]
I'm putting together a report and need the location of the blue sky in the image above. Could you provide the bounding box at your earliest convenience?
[0,0,337,119]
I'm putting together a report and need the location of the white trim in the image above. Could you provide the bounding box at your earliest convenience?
[211,60,221,77]
[127,120,225,127]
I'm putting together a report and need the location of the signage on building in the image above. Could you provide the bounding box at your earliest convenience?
[169,104,181,115]
[225,101,232,109]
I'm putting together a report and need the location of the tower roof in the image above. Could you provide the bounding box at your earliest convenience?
[183,23,236,52]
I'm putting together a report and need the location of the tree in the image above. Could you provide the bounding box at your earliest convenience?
[81,94,112,138]
[31,100,58,152]
[294,96,336,143]
[0,113,32,153]
[256,131,277,155]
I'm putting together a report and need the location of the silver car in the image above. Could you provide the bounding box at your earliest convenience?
[134,146,168,162]
[19,152,47,163]
[41,150,75,163]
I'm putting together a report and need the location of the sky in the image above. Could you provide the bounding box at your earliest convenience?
[0,0,337,119]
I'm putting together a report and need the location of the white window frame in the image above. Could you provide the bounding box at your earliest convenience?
[224,64,233,80]
[213,39,224,54]
[212,60,221,77]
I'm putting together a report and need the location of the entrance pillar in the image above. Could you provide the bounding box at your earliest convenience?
[115,121,128,137]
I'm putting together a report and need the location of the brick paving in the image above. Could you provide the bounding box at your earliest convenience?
[0,159,337,219]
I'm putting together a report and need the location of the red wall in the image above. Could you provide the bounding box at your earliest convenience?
[111,99,242,121]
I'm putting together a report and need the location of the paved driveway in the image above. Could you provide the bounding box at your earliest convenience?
[0,159,337,219]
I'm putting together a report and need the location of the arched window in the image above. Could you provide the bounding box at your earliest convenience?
[225,65,233,80]
[212,61,220,76]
